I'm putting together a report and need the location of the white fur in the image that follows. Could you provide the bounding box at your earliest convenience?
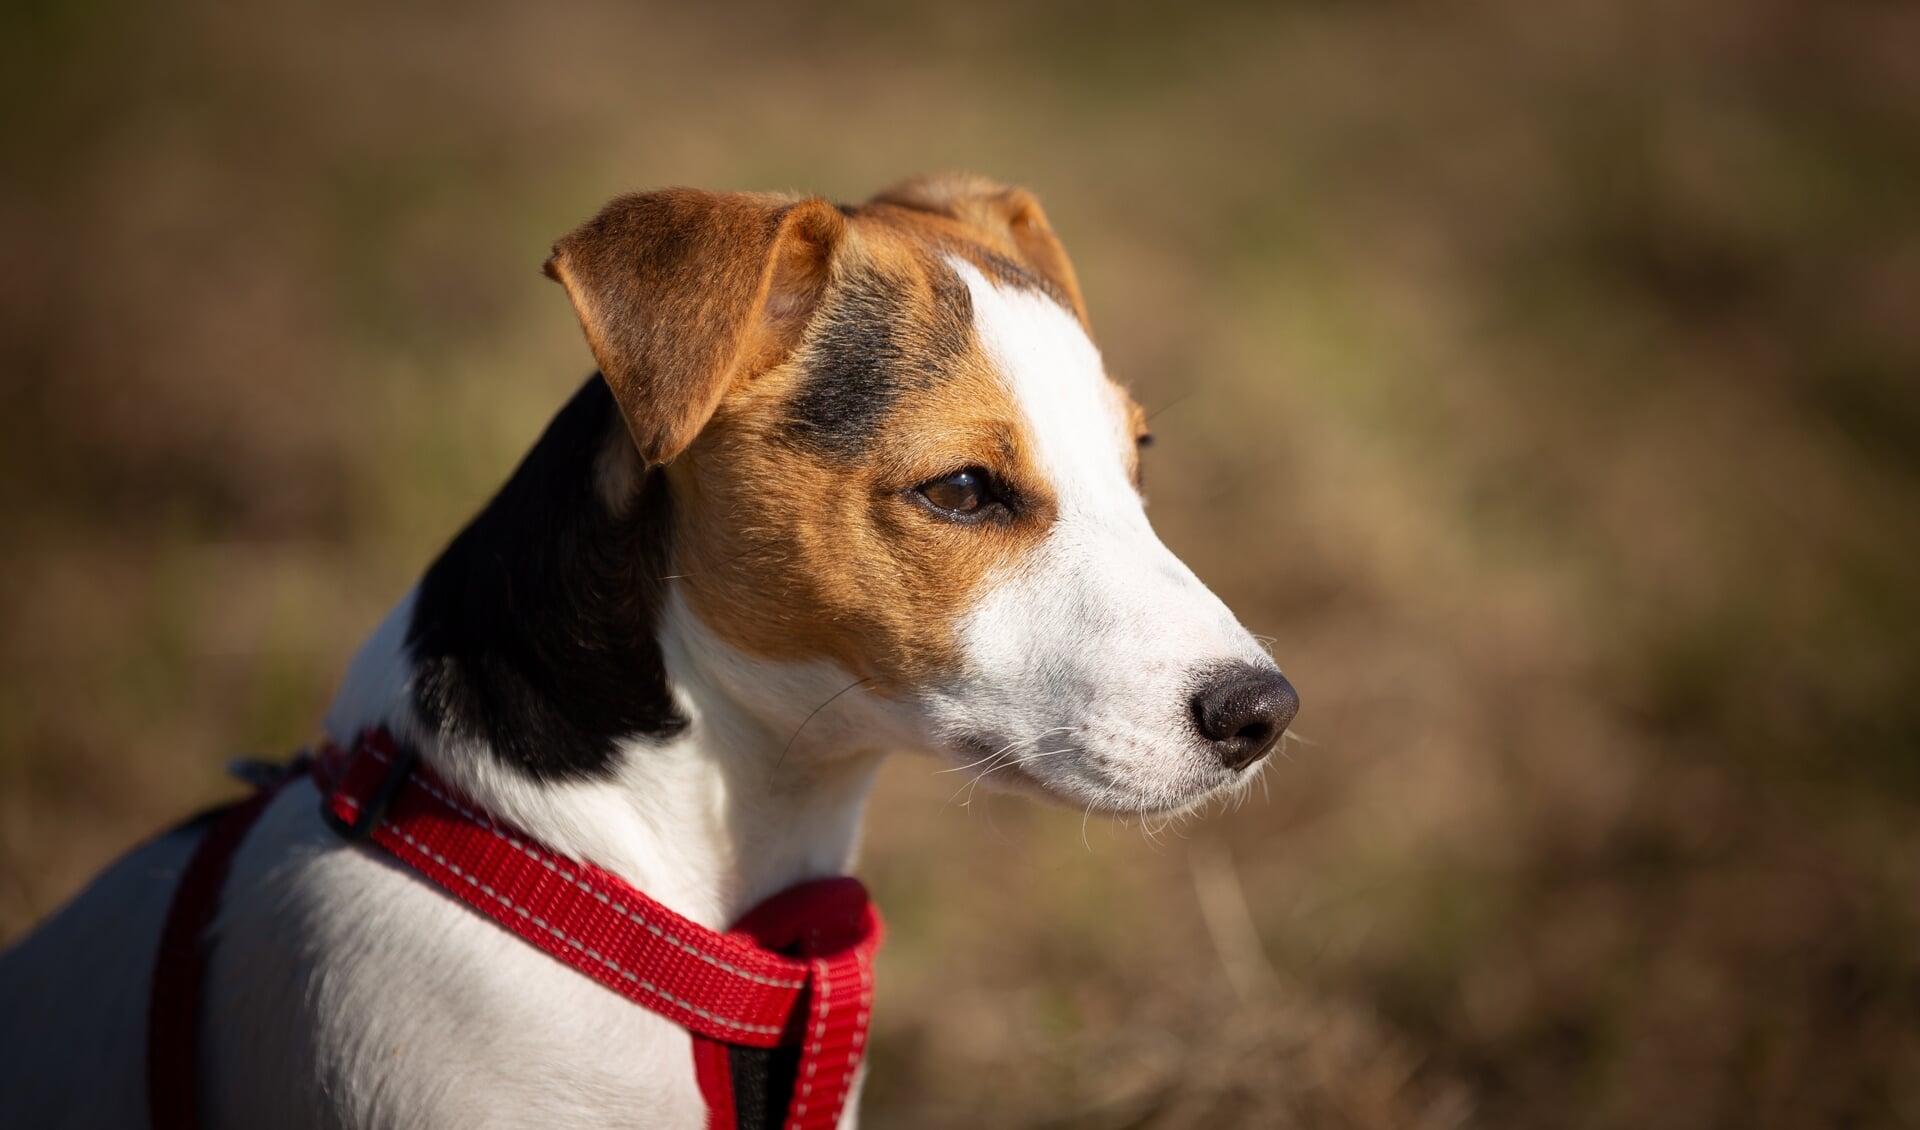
[0,263,1276,1129]
[0,584,878,1128]
[919,261,1279,814]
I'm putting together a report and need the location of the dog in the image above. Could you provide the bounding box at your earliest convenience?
[0,172,1298,1128]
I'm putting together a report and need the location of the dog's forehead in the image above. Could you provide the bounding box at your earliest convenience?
[849,201,1083,322]
[952,256,1140,498]
[782,208,1136,463]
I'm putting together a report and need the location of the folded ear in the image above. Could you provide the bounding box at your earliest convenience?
[871,172,1087,324]
[545,190,846,466]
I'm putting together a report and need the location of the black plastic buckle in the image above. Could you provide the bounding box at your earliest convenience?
[323,745,419,842]
[226,752,310,790]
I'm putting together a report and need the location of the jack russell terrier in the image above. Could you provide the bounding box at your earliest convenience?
[0,173,1298,1129]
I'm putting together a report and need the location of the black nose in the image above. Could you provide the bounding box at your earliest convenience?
[1191,663,1299,771]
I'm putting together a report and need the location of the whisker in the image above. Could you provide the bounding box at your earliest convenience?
[933,727,1072,776]
[1007,745,1082,767]
[960,742,1084,807]
[947,737,1040,806]
[938,737,1026,781]
[944,726,1084,809]
[1146,390,1197,422]
[774,677,871,770]
[658,542,765,582]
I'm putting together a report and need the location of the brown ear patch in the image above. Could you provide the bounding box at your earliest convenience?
[545,190,845,466]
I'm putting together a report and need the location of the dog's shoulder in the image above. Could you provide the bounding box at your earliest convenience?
[0,779,707,1129]
[201,781,706,1128]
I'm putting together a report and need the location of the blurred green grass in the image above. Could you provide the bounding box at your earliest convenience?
[3,1,1917,1126]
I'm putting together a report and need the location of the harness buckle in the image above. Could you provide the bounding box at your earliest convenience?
[226,752,312,790]
[323,743,419,842]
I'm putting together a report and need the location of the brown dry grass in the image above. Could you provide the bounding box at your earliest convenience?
[4,1,1918,1126]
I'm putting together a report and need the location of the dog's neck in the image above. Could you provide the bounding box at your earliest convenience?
[322,378,884,929]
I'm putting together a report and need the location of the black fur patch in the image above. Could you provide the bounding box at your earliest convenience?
[406,375,687,782]
[785,263,973,457]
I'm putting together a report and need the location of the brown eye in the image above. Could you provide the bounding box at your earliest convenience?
[920,469,986,513]
[916,468,1004,520]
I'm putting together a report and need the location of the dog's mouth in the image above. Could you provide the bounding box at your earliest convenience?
[939,729,1250,817]
[940,732,1082,803]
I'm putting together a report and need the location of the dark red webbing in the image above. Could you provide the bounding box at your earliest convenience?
[149,731,882,1130]
[147,785,283,1130]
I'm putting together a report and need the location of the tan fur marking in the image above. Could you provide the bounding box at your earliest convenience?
[1123,396,1149,488]
[669,219,1054,692]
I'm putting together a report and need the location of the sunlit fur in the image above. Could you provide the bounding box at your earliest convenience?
[917,260,1276,813]
[664,210,1279,820]
[0,176,1289,1129]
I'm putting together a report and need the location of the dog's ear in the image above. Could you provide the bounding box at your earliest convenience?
[870,172,1087,324]
[545,190,846,466]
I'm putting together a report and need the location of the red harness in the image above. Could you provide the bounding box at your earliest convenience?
[149,729,882,1130]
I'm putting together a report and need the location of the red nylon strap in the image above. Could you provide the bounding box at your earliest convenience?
[691,1037,739,1130]
[313,730,882,1130]
[695,876,880,1129]
[149,783,289,1130]
[787,948,875,1129]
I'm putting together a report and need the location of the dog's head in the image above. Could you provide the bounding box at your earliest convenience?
[544,174,1296,815]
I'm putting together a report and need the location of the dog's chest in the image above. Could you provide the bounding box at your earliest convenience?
[203,783,708,1129]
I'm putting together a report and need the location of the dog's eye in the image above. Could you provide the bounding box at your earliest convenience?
[916,468,1001,518]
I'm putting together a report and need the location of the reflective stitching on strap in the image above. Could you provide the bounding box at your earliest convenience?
[356,745,806,991]
[792,956,835,1121]
[380,820,787,1038]
[835,947,874,1112]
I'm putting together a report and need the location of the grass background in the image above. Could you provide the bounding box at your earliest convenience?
[3,1,1918,1126]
